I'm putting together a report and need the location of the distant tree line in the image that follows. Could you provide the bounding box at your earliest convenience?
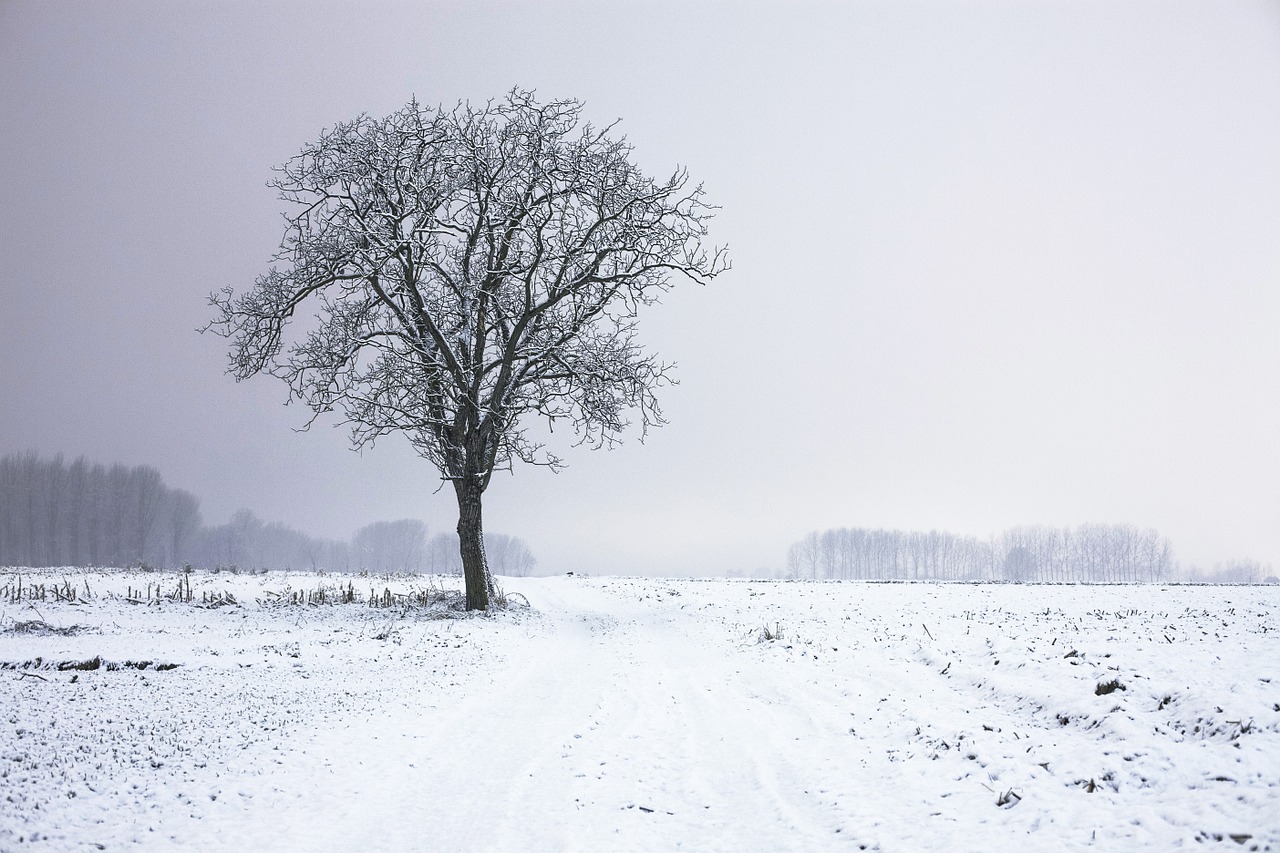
[0,452,536,574]
[0,452,201,569]
[1184,559,1276,585]
[786,523,1177,583]
[194,510,534,575]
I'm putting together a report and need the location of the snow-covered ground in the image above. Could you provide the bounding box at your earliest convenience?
[1,569,1277,851]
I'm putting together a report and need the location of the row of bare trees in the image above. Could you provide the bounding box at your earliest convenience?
[0,452,201,569]
[998,524,1173,583]
[1185,559,1275,584]
[0,452,536,574]
[193,512,535,575]
[786,523,1176,583]
[196,514,434,573]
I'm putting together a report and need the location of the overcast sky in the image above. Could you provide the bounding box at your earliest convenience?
[2,1,1278,576]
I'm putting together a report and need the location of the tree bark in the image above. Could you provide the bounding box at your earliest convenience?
[454,478,492,611]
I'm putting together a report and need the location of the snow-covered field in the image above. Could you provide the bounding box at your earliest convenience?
[1,569,1277,851]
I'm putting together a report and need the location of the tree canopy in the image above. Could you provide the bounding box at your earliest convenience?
[209,90,727,608]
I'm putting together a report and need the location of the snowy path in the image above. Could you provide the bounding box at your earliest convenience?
[229,580,879,851]
[3,572,1277,851]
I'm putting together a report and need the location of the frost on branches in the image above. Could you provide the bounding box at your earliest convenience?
[207,90,728,609]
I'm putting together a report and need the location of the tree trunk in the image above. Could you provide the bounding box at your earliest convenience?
[454,478,492,611]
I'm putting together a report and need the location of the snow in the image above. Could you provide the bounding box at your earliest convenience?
[2,570,1277,851]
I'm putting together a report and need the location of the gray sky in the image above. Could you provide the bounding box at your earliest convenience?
[2,1,1278,576]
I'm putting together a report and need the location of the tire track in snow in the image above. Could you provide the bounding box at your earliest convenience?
[492,580,861,850]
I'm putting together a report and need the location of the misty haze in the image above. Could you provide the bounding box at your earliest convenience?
[2,2,1278,850]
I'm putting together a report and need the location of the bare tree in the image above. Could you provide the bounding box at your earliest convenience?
[208,90,726,609]
[486,532,537,577]
[425,532,462,575]
[301,536,329,571]
[786,532,820,579]
[129,466,166,566]
[168,489,202,567]
[353,519,427,573]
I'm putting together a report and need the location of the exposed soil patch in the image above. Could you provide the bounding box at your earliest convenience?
[2,656,180,671]
[3,620,91,636]
[1095,678,1126,696]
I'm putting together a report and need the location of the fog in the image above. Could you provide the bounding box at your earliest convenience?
[2,1,1277,576]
